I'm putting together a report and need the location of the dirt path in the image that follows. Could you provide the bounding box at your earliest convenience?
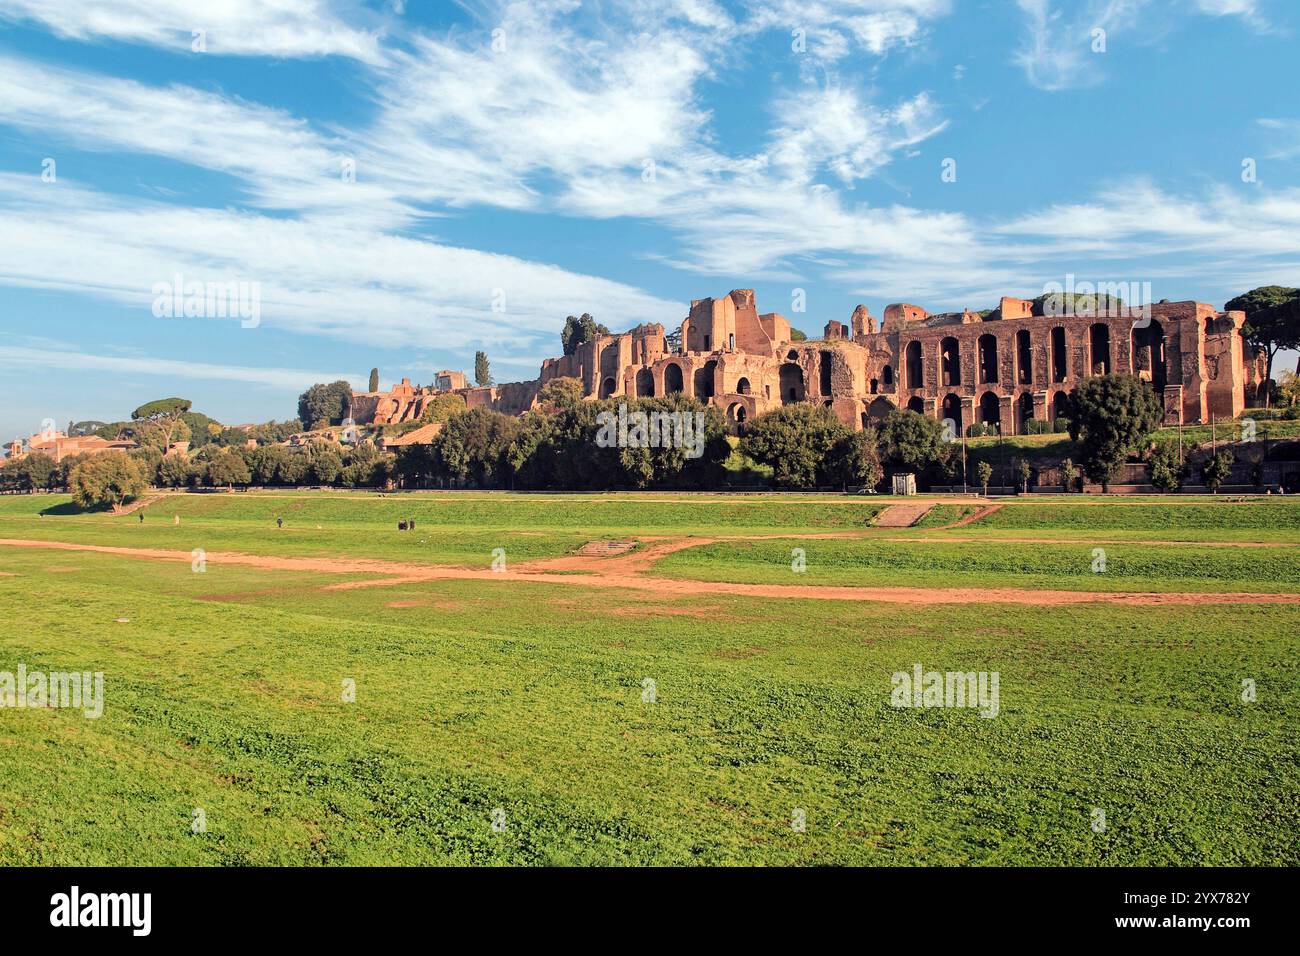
[873,502,936,527]
[944,503,1003,528]
[3,537,1298,608]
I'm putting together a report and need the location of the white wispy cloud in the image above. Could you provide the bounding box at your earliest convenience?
[0,0,386,62]
[0,345,359,391]
[0,174,683,361]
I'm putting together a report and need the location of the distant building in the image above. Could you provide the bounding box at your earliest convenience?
[9,430,138,463]
[352,288,1263,434]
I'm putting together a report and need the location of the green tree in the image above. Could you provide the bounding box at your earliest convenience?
[433,408,520,488]
[297,381,354,429]
[740,404,849,489]
[474,351,493,387]
[246,445,288,485]
[369,367,380,392]
[179,411,221,448]
[68,452,146,511]
[830,429,883,490]
[1059,458,1079,493]
[975,460,993,496]
[1149,443,1185,493]
[1014,457,1032,494]
[1069,374,1162,491]
[561,314,610,356]
[157,454,195,488]
[1200,450,1235,493]
[535,376,585,412]
[67,421,106,438]
[130,398,193,451]
[306,445,343,484]
[416,392,467,425]
[876,410,944,473]
[788,328,808,342]
[276,452,309,486]
[1226,286,1300,407]
[205,449,251,488]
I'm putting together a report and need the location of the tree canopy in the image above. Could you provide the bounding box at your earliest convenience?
[1226,285,1300,407]
[739,404,851,489]
[474,351,493,387]
[561,313,610,356]
[68,452,146,511]
[1069,374,1162,488]
[297,381,353,429]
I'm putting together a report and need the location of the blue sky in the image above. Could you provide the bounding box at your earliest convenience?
[1,0,1298,438]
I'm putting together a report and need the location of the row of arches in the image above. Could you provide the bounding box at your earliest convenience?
[898,321,1167,391]
[616,361,750,400]
[862,390,1075,435]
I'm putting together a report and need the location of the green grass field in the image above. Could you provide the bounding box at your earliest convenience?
[0,490,1296,865]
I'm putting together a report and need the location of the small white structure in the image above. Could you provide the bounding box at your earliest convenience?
[892,473,917,496]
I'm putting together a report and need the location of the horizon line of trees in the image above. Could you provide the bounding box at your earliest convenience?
[9,370,1292,509]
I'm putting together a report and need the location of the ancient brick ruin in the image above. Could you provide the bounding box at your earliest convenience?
[353,289,1265,433]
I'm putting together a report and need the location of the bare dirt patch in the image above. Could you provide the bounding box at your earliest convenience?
[874,503,935,528]
[4,536,1298,608]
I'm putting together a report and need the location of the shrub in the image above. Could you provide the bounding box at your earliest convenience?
[740,404,848,489]
[1200,450,1235,493]
[69,452,146,510]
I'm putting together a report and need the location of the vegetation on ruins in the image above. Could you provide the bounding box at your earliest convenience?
[474,350,493,387]
[561,313,611,355]
[297,380,354,429]
[1226,285,1300,407]
[535,376,585,412]
[1068,374,1162,491]
[67,450,146,510]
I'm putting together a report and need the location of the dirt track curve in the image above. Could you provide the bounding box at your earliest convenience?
[2,537,1297,608]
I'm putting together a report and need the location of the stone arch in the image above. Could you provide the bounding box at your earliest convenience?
[907,396,926,414]
[941,336,961,386]
[635,367,654,397]
[941,393,963,434]
[1131,319,1167,391]
[1016,392,1035,434]
[905,341,923,389]
[978,333,999,384]
[1016,329,1032,384]
[866,396,893,421]
[1050,326,1068,382]
[979,391,1001,428]
[1089,323,1111,375]
[736,376,751,395]
[882,364,894,387]
[819,350,834,396]
[600,376,617,399]
[694,359,718,399]
[664,362,684,394]
[779,363,805,404]
[726,402,747,424]
[1049,389,1069,424]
